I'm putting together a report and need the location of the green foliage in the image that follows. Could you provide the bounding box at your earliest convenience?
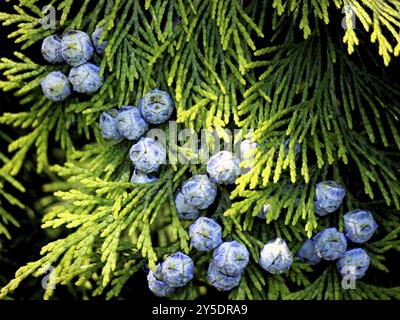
[229,29,400,236]
[271,0,400,65]
[0,132,24,239]
[0,0,399,300]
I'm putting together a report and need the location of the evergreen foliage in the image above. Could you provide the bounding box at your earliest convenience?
[0,0,399,300]
[0,133,25,240]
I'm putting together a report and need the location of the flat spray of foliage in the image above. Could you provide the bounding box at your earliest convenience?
[0,0,400,300]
